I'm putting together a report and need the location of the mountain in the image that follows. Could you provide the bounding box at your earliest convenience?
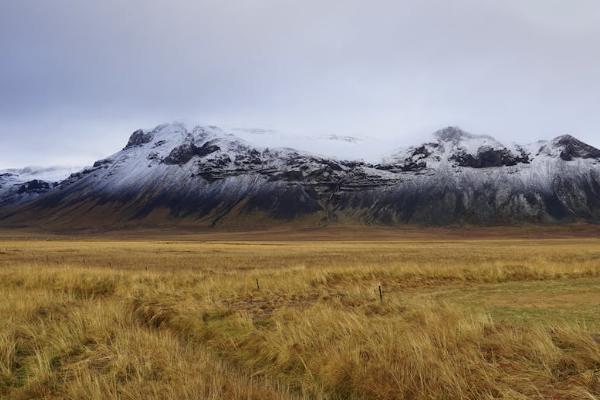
[0,166,81,207]
[1,124,600,229]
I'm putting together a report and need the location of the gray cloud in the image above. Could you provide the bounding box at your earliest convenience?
[1,0,600,167]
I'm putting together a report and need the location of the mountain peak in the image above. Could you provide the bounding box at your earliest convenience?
[433,126,474,142]
[552,134,576,143]
[433,127,498,146]
[549,134,600,161]
[124,129,153,149]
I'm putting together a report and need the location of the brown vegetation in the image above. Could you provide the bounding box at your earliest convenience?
[0,232,599,399]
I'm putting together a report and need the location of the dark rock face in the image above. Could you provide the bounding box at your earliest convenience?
[450,146,530,168]
[93,159,112,168]
[403,145,438,171]
[555,135,600,161]
[163,142,221,165]
[434,126,471,142]
[16,180,51,194]
[125,130,154,149]
[0,173,15,189]
[376,144,439,173]
[401,160,427,172]
[164,143,196,164]
[275,170,304,181]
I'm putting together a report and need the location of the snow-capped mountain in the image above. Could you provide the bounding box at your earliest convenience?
[0,166,82,207]
[1,124,599,228]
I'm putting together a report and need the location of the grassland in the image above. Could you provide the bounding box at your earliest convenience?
[0,228,599,399]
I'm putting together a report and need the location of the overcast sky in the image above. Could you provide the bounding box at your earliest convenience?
[1,0,600,168]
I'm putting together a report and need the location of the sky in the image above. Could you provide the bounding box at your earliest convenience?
[1,0,600,168]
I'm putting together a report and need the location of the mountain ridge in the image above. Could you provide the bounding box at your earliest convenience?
[1,124,599,229]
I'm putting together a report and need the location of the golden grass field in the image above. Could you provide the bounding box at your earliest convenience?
[1,227,599,399]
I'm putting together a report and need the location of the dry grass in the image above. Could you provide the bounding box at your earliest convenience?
[0,233,599,399]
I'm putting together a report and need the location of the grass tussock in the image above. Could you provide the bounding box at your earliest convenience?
[0,237,599,399]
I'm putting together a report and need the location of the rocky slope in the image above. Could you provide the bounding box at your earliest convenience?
[1,124,599,228]
[0,166,81,207]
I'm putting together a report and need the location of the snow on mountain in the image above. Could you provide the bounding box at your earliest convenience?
[222,125,379,162]
[1,123,600,228]
[0,166,81,183]
[0,166,82,206]
[387,127,522,166]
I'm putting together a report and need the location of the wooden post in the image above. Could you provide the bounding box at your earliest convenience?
[256,278,260,290]
[378,284,383,303]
